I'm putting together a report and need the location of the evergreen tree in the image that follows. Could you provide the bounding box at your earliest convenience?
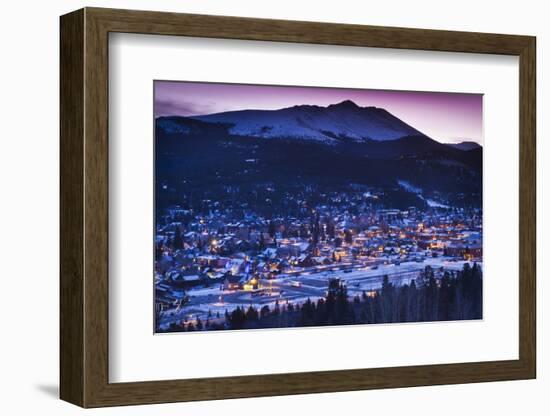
[246,305,259,321]
[335,282,350,324]
[173,225,183,250]
[381,275,395,322]
[273,300,280,316]
[268,220,276,238]
[260,305,270,318]
[229,307,247,329]
[359,308,368,324]
[327,221,336,240]
[344,229,353,244]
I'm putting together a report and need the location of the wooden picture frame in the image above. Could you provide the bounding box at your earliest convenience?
[60,7,536,408]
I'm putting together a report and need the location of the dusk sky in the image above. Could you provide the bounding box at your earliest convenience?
[154,81,483,144]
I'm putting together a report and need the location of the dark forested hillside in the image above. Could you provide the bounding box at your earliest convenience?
[155,116,482,212]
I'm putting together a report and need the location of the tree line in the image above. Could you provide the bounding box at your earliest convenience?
[160,263,482,333]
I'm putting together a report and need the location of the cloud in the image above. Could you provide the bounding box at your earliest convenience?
[154,98,214,117]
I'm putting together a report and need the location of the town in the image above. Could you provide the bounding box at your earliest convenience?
[154,185,482,332]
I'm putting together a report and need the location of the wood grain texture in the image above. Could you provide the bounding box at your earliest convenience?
[83,10,110,407]
[59,7,537,408]
[518,38,536,376]
[59,8,85,407]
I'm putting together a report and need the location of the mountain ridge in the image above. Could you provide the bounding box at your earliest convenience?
[155,101,483,210]
[447,141,482,151]
[181,100,424,143]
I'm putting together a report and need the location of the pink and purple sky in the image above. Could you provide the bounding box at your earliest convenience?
[154,81,483,144]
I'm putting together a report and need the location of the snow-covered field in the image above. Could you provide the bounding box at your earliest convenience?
[158,257,481,328]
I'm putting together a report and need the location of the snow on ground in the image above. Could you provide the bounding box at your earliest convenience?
[159,257,481,328]
[397,179,422,194]
[397,180,450,209]
[426,199,450,208]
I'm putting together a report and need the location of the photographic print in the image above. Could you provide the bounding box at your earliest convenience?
[154,81,483,334]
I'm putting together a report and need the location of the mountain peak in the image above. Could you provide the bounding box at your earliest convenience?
[186,100,424,142]
[329,100,360,109]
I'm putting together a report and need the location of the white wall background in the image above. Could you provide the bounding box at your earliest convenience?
[0,0,545,414]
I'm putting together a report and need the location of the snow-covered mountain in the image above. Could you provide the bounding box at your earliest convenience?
[155,101,483,207]
[189,100,423,143]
